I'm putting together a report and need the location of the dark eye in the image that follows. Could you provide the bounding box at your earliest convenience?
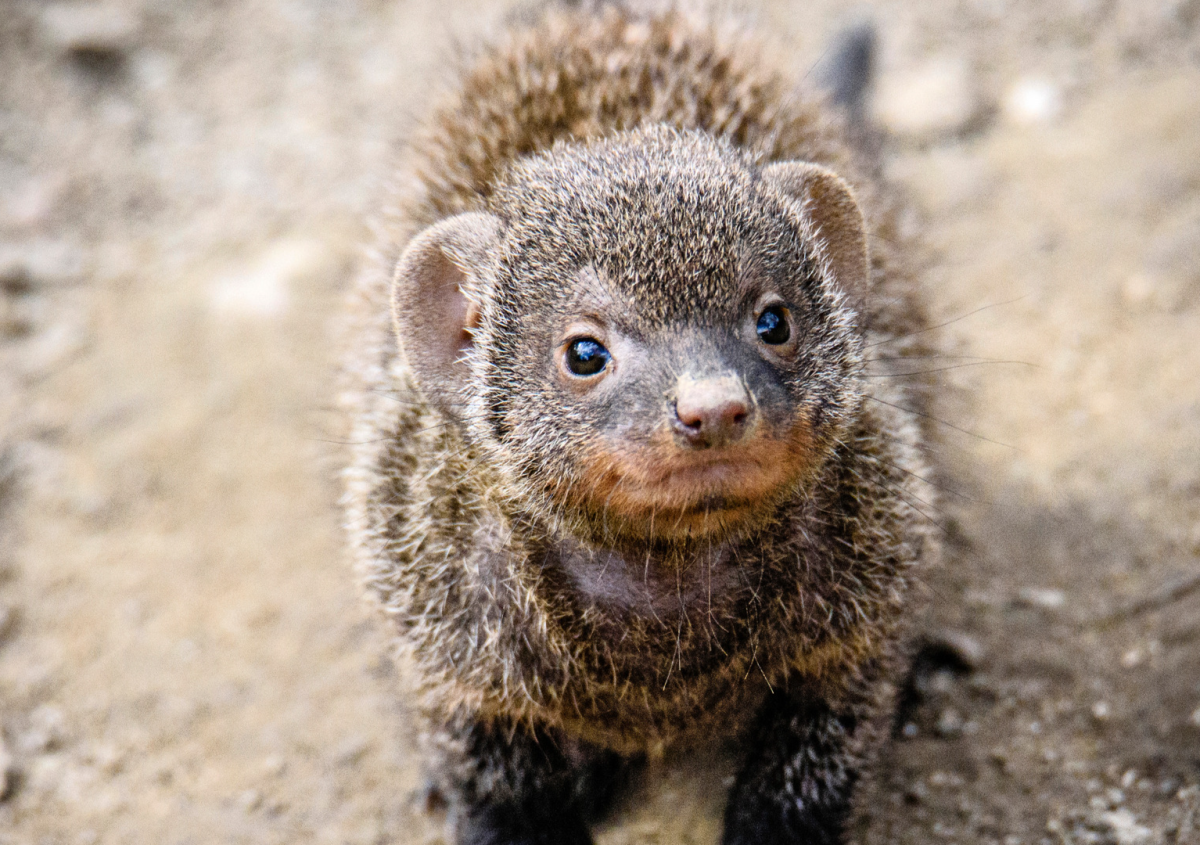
[756,306,791,345]
[565,338,611,376]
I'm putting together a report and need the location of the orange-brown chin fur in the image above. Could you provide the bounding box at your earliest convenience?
[559,417,818,539]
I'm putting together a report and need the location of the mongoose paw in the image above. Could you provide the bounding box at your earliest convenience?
[721,794,847,845]
[456,802,593,845]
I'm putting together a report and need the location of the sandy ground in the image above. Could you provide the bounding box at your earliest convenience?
[1,1,1199,843]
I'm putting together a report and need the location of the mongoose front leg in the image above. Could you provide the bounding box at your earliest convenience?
[445,717,626,845]
[721,690,866,845]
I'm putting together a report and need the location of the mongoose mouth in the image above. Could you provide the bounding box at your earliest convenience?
[558,418,816,538]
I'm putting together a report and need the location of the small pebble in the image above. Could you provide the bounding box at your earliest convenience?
[1003,77,1063,125]
[236,788,263,813]
[1098,809,1152,845]
[1015,587,1066,609]
[1091,701,1111,721]
[928,770,964,788]
[0,737,14,802]
[904,780,929,804]
[208,239,335,320]
[874,53,982,140]
[1121,272,1157,309]
[39,3,141,56]
[935,707,964,738]
[262,754,286,777]
[927,629,986,670]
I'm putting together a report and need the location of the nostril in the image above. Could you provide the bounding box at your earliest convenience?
[685,418,703,431]
[674,402,704,432]
[674,376,754,445]
[675,399,751,437]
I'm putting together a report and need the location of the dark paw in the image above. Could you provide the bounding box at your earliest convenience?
[722,797,846,845]
[457,802,592,845]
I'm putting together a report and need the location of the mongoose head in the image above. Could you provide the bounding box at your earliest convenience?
[393,126,868,543]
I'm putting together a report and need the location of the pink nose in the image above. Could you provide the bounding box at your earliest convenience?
[673,375,754,448]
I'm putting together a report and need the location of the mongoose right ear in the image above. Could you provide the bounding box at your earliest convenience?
[392,212,501,409]
[761,162,870,307]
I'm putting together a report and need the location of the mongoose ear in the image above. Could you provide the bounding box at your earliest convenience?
[761,162,869,306]
[392,212,501,408]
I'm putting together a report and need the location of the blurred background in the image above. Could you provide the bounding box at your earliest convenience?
[0,1,1198,842]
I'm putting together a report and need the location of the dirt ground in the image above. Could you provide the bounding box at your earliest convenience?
[1,0,1198,843]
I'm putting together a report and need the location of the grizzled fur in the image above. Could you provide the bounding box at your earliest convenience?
[342,5,938,844]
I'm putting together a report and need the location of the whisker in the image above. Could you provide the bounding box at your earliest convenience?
[867,353,1032,364]
[866,295,1028,351]
[861,360,1037,379]
[866,395,1018,451]
[859,452,980,505]
[838,456,956,539]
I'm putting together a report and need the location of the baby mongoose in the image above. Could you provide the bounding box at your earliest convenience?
[343,4,938,843]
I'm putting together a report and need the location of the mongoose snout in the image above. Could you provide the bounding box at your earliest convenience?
[672,373,754,449]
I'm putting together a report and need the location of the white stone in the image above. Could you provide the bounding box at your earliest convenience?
[262,754,287,777]
[875,54,980,140]
[208,239,332,319]
[1004,77,1064,126]
[39,3,140,54]
[1099,809,1153,845]
[236,788,263,813]
[1016,586,1066,609]
[1121,272,1156,308]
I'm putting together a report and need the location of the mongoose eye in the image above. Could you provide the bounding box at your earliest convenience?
[756,306,791,345]
[565,338,611,376]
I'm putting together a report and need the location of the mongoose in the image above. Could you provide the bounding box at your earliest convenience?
[342,4,938,843]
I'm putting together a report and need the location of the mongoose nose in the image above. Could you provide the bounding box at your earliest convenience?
[673,375,754,448]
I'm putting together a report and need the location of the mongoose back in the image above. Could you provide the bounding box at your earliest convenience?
[343,5,938,843]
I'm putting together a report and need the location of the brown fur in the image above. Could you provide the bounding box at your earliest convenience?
[341,4,938,840]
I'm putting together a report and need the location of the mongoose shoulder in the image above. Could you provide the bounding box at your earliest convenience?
[342,6,938,843]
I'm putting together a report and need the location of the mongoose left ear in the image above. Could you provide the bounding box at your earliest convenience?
[392,212,500,411]
[761,162,869,305]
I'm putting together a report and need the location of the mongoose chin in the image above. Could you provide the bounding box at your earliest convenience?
[342,6,939,844]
